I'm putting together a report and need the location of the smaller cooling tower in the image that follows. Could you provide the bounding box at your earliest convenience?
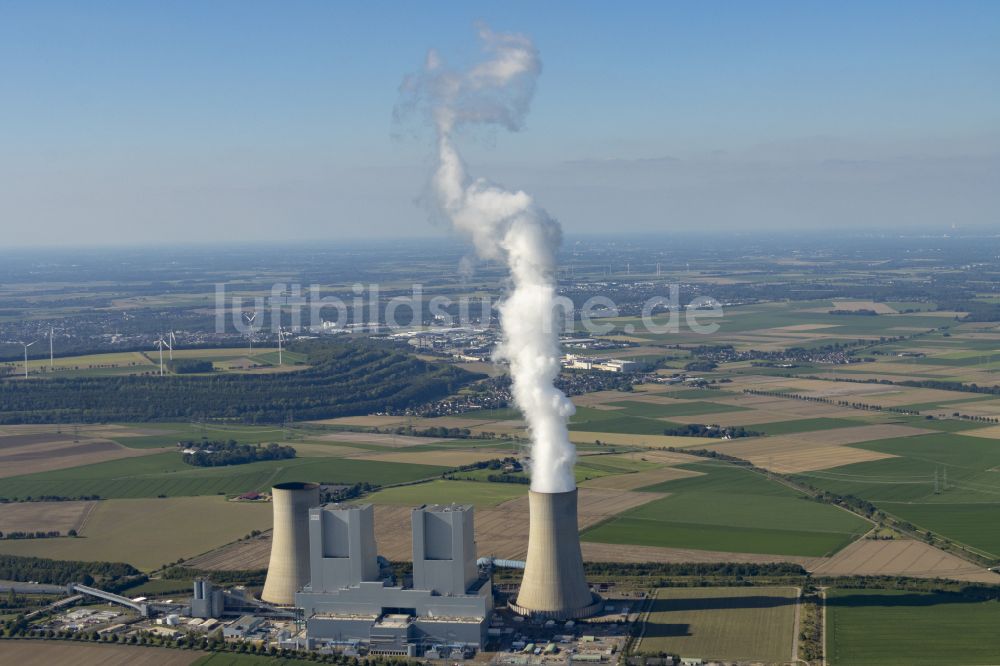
[261,481,320,605]
[512,489,602,619]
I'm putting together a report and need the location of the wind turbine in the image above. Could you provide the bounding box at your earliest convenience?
[244,312,257,353]
[155,334,171,377]
[49,327,54,370]
[21,340,37,378]
[168,331,176,361]
[277,328,284,366]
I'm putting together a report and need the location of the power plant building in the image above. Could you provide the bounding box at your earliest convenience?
[296,503,491,655]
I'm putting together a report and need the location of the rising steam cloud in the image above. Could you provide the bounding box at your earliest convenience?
[398,25,576,493]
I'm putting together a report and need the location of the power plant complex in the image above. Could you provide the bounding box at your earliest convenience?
[201,481,603,656]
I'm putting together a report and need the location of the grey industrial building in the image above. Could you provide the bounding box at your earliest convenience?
[295,502,491,655]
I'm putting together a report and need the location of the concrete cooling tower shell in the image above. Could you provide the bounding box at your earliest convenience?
[511,489,602,619]
[261,481,320,605]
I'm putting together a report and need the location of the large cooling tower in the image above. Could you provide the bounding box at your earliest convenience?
[511,489,602,619]
[261,481,320,605]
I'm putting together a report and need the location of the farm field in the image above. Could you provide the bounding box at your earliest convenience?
[0,496,272,570]
[582,462,871,557]
[0,451,449,500]
[826,588,1000,665]
[637,586,797,663]
[0,499,95,534]
[0,641,203,666]
[810,537,999,583]
[790,432,1000,557]
[366,479,526,508]
[0,431,158,478]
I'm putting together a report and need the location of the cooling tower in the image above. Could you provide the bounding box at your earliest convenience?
[261,481,320,605]
[511,489,602,619]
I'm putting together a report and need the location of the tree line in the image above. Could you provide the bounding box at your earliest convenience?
[0,554,140,589]
[0,340,482,424]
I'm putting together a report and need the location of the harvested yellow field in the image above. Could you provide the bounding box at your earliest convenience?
[581,465,703,490]
[707,424,931,473]
[740,446,896,473]
[960,424,1000,440]
[811,538,1000,584]
[0,500,96,534]
[315,432,451,447]
[352,449,507,466]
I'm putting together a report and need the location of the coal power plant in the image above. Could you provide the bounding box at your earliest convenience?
[240,481,601,655]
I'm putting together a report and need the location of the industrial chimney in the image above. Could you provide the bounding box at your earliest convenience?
[511,489,602,619]
[261,481,320,605]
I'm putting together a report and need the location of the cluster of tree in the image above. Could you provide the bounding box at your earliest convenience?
[180,439,296,467]
[0,554,140,588]
[683,360,718,372]
[829,308,878,316]
[0,339,482,424]
[0,530,66,540]
[321,482,377,503]
[662,423,762,438]
[486,473,530,484]
[167,359,213,374]
[161,565,267,587]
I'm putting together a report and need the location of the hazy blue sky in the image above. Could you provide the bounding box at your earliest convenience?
[1,1,998,246]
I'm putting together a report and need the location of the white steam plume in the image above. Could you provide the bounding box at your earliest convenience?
[398,25,576,493]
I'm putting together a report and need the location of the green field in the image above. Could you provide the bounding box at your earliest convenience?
[750,417,864,435]
[639,586,797,662]
[606,400,750,418]
[0,496,271,570]
[582,462,870,556]
[0,452,449,500]
[791,432,1000,556]
[826,588,1000,665]
[367,479,525,507]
